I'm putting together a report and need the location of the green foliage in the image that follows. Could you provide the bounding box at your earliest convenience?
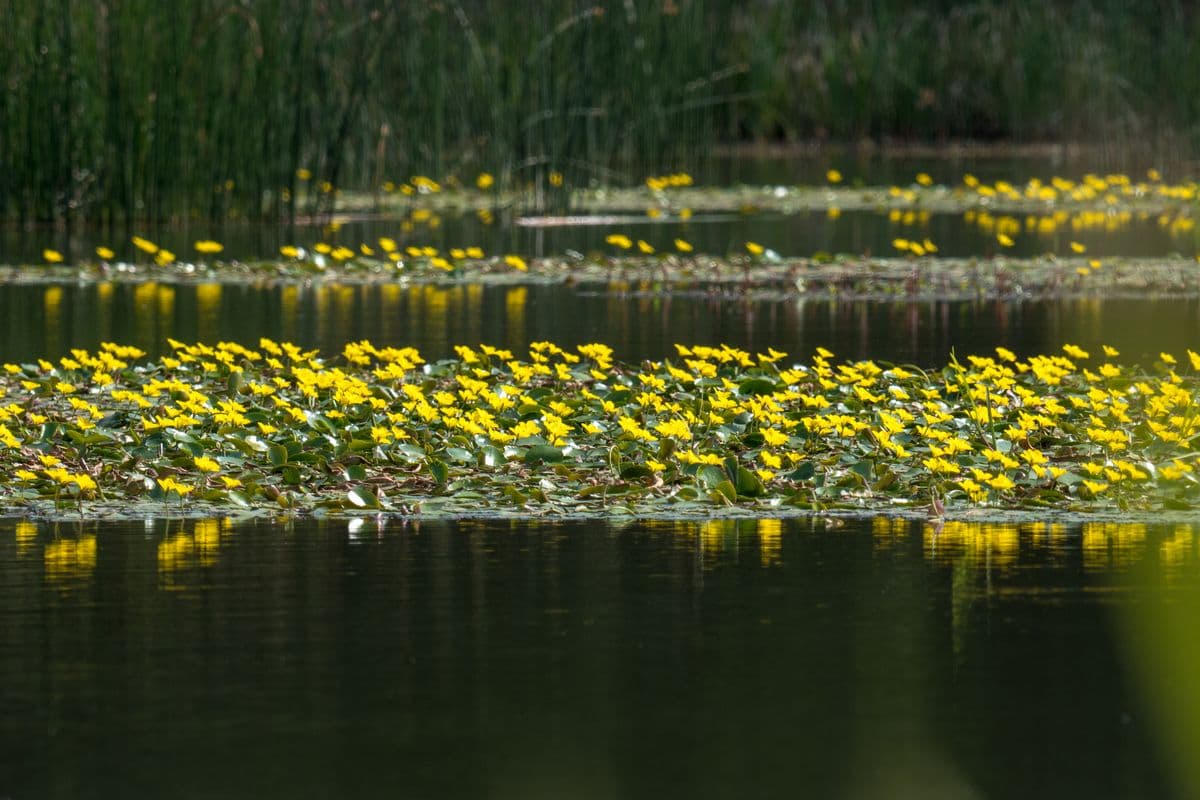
[2,337,1200,517]
[2,1,1199,221]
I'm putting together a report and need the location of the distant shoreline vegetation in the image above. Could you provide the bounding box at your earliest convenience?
[2,0,1198,223]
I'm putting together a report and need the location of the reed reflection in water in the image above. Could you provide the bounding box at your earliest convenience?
[4,281,1200,368]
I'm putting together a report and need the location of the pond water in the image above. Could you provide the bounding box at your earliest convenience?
[5,205,1198,266]
[4,280,1200,368]
[4,151,1200,799]
[1,515,1195,798]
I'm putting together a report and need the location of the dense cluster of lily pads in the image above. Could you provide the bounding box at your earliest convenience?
[1,338,1198,518]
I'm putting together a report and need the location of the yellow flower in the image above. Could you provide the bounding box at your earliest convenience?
[155,249,176,266]
[1081,480,1109,495]
[916,172,933,186]
[761,428,789,447]
[280,245,301,258]
[220,476,242,489]
[95,246,115,260]
[646,459,666,472]
[194,240,224,255]
[548,171,564,187]
[987,473,1016,491]
[132,236,158,254]
[637,240,655,254]
[997,233,1015,247]
[745,241,765,256]
[296,167,312,180]
[504,255,528,272]
[71,474,97,492]
[193,456,220,473]
[605,234,632,249]
[476,172,494,190]
[1069,241,1087,253]
[674,238,693,253]
[157,476,194,496]
[43,249,64,263]
[826,169,842,184]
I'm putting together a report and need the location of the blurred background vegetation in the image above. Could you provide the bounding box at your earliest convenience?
[2,0,1198,222]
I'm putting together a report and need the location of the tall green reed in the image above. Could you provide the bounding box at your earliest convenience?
[1,0,1197,225]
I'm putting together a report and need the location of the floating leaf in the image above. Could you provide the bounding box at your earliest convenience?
[524,445,564,464]
[738,377,778,396]
[347,487,380,509]
[268,444,289,467]
[734,467,765,497]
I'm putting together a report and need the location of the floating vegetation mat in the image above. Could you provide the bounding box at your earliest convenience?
[343,172,1200,219]
[4,254,1200,301]
[2,339,1200,520]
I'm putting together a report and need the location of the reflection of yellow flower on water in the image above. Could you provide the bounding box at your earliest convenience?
[759,518,782,567]
[14,521,39,555]
[158,519,224,586]
[1159,524,1194,571]
[1082,522,1147,571]
[45,534,97,586]
[700,518,733,562]
[924,521,1019,569]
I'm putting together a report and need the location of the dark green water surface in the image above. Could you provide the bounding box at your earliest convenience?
[2,516,1197,798]
[5,281,1200,368]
